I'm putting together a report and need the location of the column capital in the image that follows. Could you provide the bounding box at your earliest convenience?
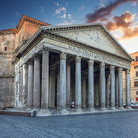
[88,59,94,66]
[60,52,66,60]
[110,65,115,71]
[33,54,41,60]
[24,64,28,69]
[126,69,130,74]
[42,48,49,55]
[28,60,33,65]
[75,56,81,63]
[100,62,105,68]
[118,68,123,73]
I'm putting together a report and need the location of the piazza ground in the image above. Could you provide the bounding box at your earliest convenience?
[0,110,138,138]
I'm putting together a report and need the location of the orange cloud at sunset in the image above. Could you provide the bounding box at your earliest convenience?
[86,0,138,23]
[104,11,138,40]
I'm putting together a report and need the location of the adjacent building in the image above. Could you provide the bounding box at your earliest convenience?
[124,51,138,104]
[0,15,133,115]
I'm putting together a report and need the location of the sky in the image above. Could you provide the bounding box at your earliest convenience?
[0,0,138,54]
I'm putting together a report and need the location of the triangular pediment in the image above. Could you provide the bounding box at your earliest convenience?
[47,24,132,61]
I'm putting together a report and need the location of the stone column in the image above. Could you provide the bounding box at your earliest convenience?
[51,70,56,108]
[88,59,95,111]
[33,55,40,110]
[110,66,116,109]
[82,73,87,108]
[126,70,131,109]
[75,56,82,112]
[27,60,33,109]
[118,68,124,109]
[60,52,68,114]
[57,67,60,109]
[115,73,119,108]
[100,63,106,110]
[41,49,49,112]
[23,64,28,108]
[66,61,71,109]
[106,74,110,109]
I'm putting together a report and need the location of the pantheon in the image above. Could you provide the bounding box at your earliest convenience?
[0,15,132,115]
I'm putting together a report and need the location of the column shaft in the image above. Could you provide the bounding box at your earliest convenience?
[82,74,86,108]
[41,50,49,110]
[100,63,106,109]
[126,70,131,108]
[66,62,71,108]
[27,61,33,108]
[60,53,67,113]
[88,59,94,111]
[110,66,115,109]
[118,68,123,109]
[75,56,82,111]
[33,56,40,109]
[57,68,60,109]
[115,73,119,108]
[106,74,110,108]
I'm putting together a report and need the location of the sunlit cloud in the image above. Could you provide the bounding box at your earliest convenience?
[104,11,138,40]
[86,0,138,23]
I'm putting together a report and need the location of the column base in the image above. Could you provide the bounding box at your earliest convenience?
[39,109,50,114]
[33,108,40,111]
[60,109,69,115]
[118,107,125,110]
[100,107,107,111]
[126,106,133,110]
[74,108,82,112]
[26,108,33,111]
[88,108,97,112]
[110,107,116,110]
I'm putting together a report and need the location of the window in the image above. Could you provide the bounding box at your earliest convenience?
[134,65,138,69]
[136,91,138,95]
[134,81,138,87]
[136,56,138,61]
[5,47,7,51]
[136,71,138,77]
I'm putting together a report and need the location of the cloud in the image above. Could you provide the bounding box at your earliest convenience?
[54,6,66,15]
[104,11,138,40]
[68,14,71,19]
[99,0,106,8]
[79,6,84,11]
[58,20,75,25]
[86,0,138,23]
[40,6,44,13]
[15,12,20,17]
[132,1,137,6]
[61,14,66,19]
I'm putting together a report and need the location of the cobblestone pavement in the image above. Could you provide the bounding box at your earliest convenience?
[0,111,138,138]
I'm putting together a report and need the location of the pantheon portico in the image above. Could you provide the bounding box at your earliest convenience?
[13,23,133,115]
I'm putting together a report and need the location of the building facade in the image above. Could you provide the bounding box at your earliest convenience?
[0,15,50,108]
[123,51,138,104]
[0,16,133,115]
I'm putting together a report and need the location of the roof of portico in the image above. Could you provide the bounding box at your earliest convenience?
[13,23,133,64]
